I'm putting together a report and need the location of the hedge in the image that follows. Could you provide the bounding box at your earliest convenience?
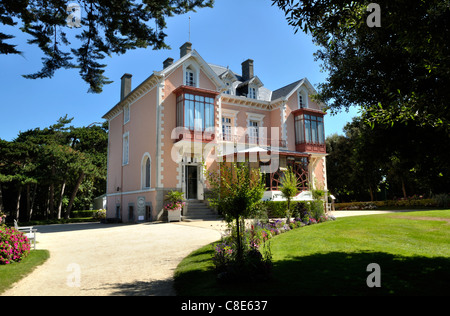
[334,199,436,210]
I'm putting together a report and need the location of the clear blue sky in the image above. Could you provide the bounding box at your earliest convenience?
[0,0,359,141]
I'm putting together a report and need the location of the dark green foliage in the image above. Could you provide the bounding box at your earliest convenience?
[0,117,108,221]
[1,0,214,93]
[273,0,450,130]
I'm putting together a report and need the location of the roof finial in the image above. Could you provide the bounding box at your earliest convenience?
[189,16,191,43]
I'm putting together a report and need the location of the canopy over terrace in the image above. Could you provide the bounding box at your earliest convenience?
[218,145,311,193]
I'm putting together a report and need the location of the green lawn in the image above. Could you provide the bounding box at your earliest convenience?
[174,210,450,296]
[0,250,50,294]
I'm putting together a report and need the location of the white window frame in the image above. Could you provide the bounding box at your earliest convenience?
[141,153,152,189]
[183,62,200,88]
[298,88,309,109]
[248,85,257,99]
[123,132,129,166]
[221,109,239,142]
[246,112,265,145]
[222,117,232,141]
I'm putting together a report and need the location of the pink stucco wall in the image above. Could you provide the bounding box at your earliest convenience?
[105,55,328,222]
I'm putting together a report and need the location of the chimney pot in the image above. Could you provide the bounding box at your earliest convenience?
[120,73,132,101]
[163,57,174,69]
[241,59,254,81]
[180,42,192,58]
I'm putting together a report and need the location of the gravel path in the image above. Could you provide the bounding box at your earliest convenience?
[2,221,226,296]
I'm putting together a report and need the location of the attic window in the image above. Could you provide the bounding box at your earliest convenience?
[298,89,308,109]
[185,65,197,87]
[186,69,195,86]
[249,86,257,99]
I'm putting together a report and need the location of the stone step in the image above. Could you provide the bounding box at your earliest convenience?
[183,200,221,221]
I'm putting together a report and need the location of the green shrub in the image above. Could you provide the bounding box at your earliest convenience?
[334,199,436,210]
[310,200,325,220]
[71,210,97,218]
[433,194,450,208]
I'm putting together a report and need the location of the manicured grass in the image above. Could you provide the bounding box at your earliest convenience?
[0,250,50,294]
[174,210,450,296]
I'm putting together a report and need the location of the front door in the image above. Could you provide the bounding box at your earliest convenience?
[186,166,198,200]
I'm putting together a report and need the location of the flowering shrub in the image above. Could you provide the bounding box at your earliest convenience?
[164,201,185,211]
[212,214,335,282]
[92,209,106,220]
[0,227,31,265]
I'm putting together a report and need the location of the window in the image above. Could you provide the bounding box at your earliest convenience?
[248,120,259,144]
[295,114,324,144]
[142,155,151,189]
[298,89,308,109]
[224,82,231,95]
[176,93,215,132]
[145,158,150,188]
[185,65,197,87]
[124,105,130,124]
[222,117,232,141]
[248,87,257,99]
[123,132,129,165]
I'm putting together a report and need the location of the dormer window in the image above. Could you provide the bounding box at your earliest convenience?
[186,67,195,87]
[249,86,257,99]
[298,89,308,109]
[184,63,199,87]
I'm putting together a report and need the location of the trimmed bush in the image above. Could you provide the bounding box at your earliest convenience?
[0,227,31,265]
[334,199,437,210]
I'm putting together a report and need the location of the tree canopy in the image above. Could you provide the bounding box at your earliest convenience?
[326,112,450,202]
[0,117,108,221]
[273,0,450,130]
[1,0,214,93]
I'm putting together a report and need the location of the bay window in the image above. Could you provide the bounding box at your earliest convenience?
[177,93,214,131]
[294,110,326,153]
[175,86,219,142]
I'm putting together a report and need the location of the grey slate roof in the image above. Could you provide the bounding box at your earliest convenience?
[208,63,304,102]
[271,79,304,101]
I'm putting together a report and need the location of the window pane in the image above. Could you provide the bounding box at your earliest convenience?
[145,158,150,188]
[189,100,194,129]
[305,119,311,143]
[311,120,317,143]
[318,120,324,144]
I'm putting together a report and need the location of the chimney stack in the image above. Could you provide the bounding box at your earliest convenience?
[163,57,174,69]
[180,42,192,58]
[120,73,132,101]
[241,59,254,81]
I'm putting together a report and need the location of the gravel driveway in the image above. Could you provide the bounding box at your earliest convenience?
[2,221,226,296]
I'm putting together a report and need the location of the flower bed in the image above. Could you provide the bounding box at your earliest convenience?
[0,227,31,265]
[212,213,336,282]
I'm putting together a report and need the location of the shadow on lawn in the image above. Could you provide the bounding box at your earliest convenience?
[273,251,450,296]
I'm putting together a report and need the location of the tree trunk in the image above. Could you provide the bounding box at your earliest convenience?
[28,183,37,221]
[235,215,242,262]
[57,180,66,219]
[369,185,374,202]
[49,182,55,218]
[15,185,22,221]
[65,172,85,219]
[401,178,407,199]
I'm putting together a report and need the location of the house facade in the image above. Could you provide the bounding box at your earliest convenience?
[103,42,328,222]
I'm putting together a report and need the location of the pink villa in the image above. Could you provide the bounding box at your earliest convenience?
[103,42,328,222]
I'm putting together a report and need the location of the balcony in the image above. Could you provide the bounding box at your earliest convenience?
[221,134,287,148]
